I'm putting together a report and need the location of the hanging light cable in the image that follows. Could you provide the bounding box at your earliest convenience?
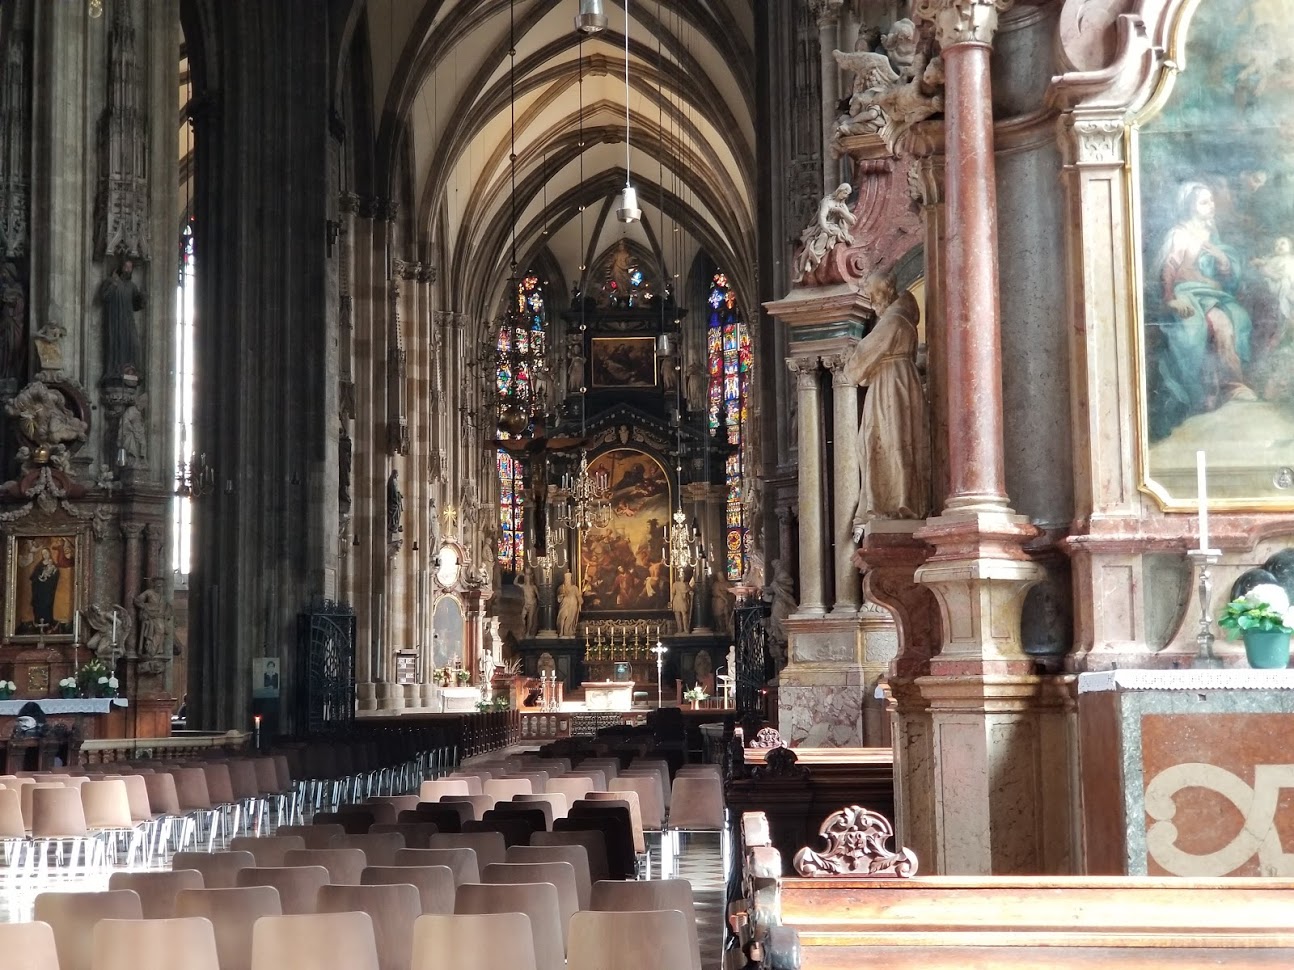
[616,0,640,223]
[497,0,532,436]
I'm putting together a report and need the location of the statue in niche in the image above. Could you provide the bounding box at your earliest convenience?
[516,566,538,638]
[684,361,706,413]
[34,320,67,375]
[556,571,584,638]
[566,332,585,396]
[338,427,352,510]
[0,262,26,384]
[134,578,172,659]
[792,183,856,284]
[765,558,796,665]
[7,381,87,463]
[605,240,635,306]
[98,258,144,384]
[117,395,146,469]
[711,571,736,637]
[386,468,404,536]
[83,604,132,661]
[671,571,694,635]
[845,273,931,534]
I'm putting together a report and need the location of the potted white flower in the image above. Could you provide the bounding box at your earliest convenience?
[107,675,119,696]
[0,679,15,700]
[58,676,78,699]
[683,686,709,710]
[1219,583,1293,669]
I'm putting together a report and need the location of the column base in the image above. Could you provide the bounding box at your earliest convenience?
[356,681,377,712]
[375,682,402,711]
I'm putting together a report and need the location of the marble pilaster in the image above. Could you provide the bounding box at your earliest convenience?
[823,353,861,614]
[787,356,827,616]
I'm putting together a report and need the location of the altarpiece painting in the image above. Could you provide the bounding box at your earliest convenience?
[1136,0,1294,506]
[5,532,83,641]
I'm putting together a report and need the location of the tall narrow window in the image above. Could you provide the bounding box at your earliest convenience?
[706,272,749,579]
[496,273,547,572]
[173,220,195,575]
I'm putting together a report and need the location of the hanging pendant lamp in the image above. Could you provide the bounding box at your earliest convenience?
[575,0,607,33]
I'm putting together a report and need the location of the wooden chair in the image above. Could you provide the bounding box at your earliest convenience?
[566,909,692,970]
[0,920,60,970]
[330,832,405,867]
[545,777,594,807]
[438,795,493,820]
[506,843,592,910]
[361,864,456,915]
[441,773,484,795]
[514,792,568,821]
[393,847,479,886]
[464,815,533,848]
[91,917,220,970]
[410,912,536,970]
[235,865,329,915]
[531,829,611,884]
[610,774,665,831]
[274,823,344,849]
[108,870,204,920]
[33,890,144,970]
[229,835,306,868]
[482,778,532,802]
[30,785,106,869]
[418,780,470,801]
[317,883,421,970]
[283,847,367,885]
[428,831,505,870]
[455,881,564,970]
[175,887,283,970]
[172,850,256,890]
[369,822,438,849]
[399,806,462,833]
[251,912,379,970]
[591,879,701,970]
[581,791,647,854]
[483,862,578,949]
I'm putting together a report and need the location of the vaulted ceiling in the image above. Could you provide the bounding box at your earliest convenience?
[363,0,757,321]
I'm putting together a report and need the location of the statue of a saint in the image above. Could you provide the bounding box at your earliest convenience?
[0,262,26,382]
[793,184,856,284]
[845,273,930,532]
[556,571,584,637]
[118,396,147,469]
[99,259,144,382]
[671,573,694,635]
[134,578,172,658]
[517,567,538,638]
[711,571,736,636]
[765,559,796,665]
[387,469,404,535]
[606,240,635,305]
[338,427,353,510]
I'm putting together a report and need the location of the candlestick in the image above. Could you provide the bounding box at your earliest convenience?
[652,640,668,709]
[1186,549,1223,668]
[1196,450,1209,552]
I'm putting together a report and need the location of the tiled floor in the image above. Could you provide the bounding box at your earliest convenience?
[1,822,732,969]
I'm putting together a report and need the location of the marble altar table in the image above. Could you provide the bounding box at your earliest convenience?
[583,681,636,711]
[1078,668,1294,877]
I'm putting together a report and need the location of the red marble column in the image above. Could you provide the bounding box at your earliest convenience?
[926,0,1012,513]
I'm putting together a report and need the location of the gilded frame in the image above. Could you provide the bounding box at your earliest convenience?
[5,530,85,643]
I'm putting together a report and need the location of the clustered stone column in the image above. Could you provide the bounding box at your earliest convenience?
[787,356,827,615]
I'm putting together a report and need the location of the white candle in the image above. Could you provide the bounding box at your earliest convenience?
[111,612,118,643]
[1196,450,1209,552]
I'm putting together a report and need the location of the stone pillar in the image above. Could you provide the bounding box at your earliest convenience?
[787,356,827,615]
[811,0,845,195]
[823,354,861,613]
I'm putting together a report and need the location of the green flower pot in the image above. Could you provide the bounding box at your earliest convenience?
[1242,629,1292,669]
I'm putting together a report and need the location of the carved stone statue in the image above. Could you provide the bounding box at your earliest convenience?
[386,469,404,535]
[7,381,87,458]
[684,361,706,413]
[766,558,796,664]
[33,320,67,374]
[478,639,495,687]
[671,573,694,635]
[98,258,144,382]
[0,262,26,383]
[605,240,635,306]
[832,19,942,152]
[566,332,585,396]
[338,427,352,510]
[711,571,736,637]
[84,603,132,661]
[556,570,584,638]
[118,395,146,469]
[874,53,945,150]
[793,183,857,284]
[134,578,173,659]
[517,567,538,638]
[844,273,931,531]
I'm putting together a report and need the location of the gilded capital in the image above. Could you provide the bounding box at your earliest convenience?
[915,0,1013,48]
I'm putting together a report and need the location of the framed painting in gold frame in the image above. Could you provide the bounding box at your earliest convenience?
[1131,0,1294,510]
[590,337,657,388]
[5,531,84,642]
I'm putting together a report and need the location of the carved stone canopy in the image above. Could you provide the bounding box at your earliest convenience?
[793,805,919,877]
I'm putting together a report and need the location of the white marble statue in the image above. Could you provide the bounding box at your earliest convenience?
[832,19,942,152]
[517,567,538,638]
[845,273,931,533]
[793,183,856,284]
[671,573,694,635]
[556,571,583,637]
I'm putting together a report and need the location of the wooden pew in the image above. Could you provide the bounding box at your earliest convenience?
[736,809,1294,970]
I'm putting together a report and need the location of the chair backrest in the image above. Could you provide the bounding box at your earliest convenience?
[454,882,564,970]
[317,883,421,970]
[270,755,292,791]
[591,879,700,970]
[419,779,470,800]
[441,773,483,795]
[82,779,134,829]
[175,887,283,970]
[201,764,236,804]
[545,777,594,807]
[666,775,724,830]
[274,823,345,849]
[428,831,506,871]
[0,920,59,970]
[348,801,397,825]
[438,794,493,819]
[108,870,205,920]
[33,891,144,970]
[229,835,306,868]
[530,829,610,884]
[584,790,647,852]
[400,806,462,832]
[330,832,406,867]
[393,847,479,886]
[506,844,592,910]
[566,909,692,970]
[172,850,256,890]
[502,771,548,793]
[464,815,533,848]
[627,759,672,806]
[514,792,568,820]
[0,786,25,838]
[251,912,379,970]
[312,810,375,834]
[141,772,181,816]
[226,761,261,800]
[283,847,367,885]
[564,770,607,791]
[30,785,88,838]
[558,807,636,879]
[610,774,664,830]
[235,865,330,915]
[410,912,536,970]
[361,865,456,915]
[575,759,619,782]
[367,794,420,814]
[252,758,282,796]
[112,774,154,821]
[482,778,532,802]
[171,768,213,811]
[482,863,578,949]
[489,802,551,831]
[92,917,220,970]
[370,822,439,849]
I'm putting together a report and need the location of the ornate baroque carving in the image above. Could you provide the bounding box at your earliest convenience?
[1059,114,1126,167]
[915,0,1013,48]
[793,805,920,877]
[94,0,150,261]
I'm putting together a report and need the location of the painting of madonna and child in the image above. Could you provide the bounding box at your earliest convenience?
[1139,0,1294,505]
[578,448,672,614]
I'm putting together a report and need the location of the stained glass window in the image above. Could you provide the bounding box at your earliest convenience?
[707,272,750,579]
[497,274,547,570]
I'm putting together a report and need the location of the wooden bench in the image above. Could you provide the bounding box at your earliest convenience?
[735,809,1294,970]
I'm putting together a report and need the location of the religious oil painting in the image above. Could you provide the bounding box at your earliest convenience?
[5,533,83,642]
[1136,0,1294,507]
[578,448,671,615]
[590,337,657,388]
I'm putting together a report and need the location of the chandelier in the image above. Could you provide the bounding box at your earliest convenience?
[668,507,699,570]
[175,453,214,499]
[562,451,611,530]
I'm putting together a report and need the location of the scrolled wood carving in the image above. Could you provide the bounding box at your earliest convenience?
[793,805,919,877]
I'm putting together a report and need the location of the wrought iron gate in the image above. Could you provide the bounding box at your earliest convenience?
[295,600,356,733]
[733,601,772,716]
